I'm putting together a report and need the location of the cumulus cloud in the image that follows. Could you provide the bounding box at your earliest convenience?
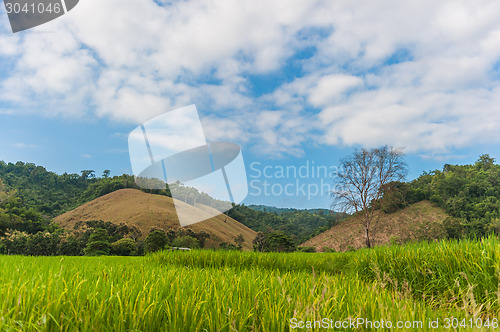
[308,74,363,106]
[1,0,500,156]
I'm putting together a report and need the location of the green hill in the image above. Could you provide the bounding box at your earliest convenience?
[383,154,500,238]
[0,161,141,216]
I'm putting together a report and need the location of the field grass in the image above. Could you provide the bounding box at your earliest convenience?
[152,236,500,314]
[1,237,500,331]
[350,236,500,315]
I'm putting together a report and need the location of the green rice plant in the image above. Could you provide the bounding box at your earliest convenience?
[148,248,353,274]
[150,237,500,316]
[350,235,500,315]
[0,255,473,331]
[1,237,499,330]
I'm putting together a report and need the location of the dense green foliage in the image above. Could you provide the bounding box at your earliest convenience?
[144,230,169,253]
[171,235,200,249]
[111,238,138,256]
[5,238,496,331]
[226,204,341,244]
[0,161,146,216]
[252,231,297,252]
[0,194,53,235]
[0,219,213,256]
[0,220,140,256]
[84,228,111,256]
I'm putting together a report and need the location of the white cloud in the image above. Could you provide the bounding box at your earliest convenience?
[13,142,38,149]
[1,0,500,157]
[308,74,363,106]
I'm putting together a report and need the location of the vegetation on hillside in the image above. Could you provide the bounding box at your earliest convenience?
[0,161,237,217]
[378,154,500,238]
[225,204,341,244]
[0,161,142,216]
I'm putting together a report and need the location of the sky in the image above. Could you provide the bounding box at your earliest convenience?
[0,0,500,209]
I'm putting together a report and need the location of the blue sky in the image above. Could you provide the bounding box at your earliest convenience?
[1,0,500,209]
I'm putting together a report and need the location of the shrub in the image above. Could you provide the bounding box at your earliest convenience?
[56,235,82,256]
[253,232,296,252]
[219,242,240,251]
[144,230,168,253]
[84,228,111,256]
[234,234,245,250]
[111,238,137,256]
[443,216,465,239]
[172,236,199,249]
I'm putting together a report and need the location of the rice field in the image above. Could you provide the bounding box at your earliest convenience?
[1,237,499,331]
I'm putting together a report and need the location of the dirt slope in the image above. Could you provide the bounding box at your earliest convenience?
[54,189,256,250]
[302,201,449,252]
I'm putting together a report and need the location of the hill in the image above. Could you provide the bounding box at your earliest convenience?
[301,201,449,251]
[54,189,256,250]
[400,154,500,237]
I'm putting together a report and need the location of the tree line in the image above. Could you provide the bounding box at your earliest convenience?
[0,219,215,256]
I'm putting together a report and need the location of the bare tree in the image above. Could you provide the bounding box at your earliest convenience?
[331,146,407,248]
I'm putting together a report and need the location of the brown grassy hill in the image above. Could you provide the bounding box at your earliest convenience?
[54,189,256,250]
[301,201,449,252]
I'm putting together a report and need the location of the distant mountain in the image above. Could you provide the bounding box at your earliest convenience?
[248,205,331,215]
[226,204,342,244]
